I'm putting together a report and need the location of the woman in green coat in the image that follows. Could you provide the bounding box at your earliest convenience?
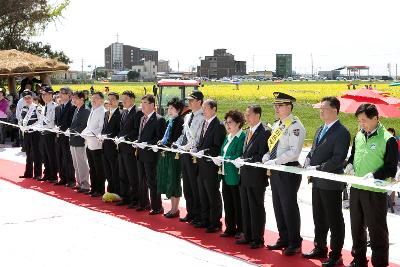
[213,110,246,238]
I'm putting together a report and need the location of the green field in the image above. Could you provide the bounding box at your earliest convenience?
[51,81,400,145]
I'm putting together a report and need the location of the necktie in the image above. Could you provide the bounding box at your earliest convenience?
[121,109,128,125]
[141,116,148,133]
[108,110,113,122]
[202,121,208,137]
[318,125,328,144]
[246,130,253,145]
[44,105,48,116]
[269,121,282,160]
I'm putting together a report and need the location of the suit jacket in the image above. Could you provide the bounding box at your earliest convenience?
[219,131,246,185]
[118,106,143,154]
[163,116,184,147]
[102,108,121,150]
[197,117,226,157]
[307,120,351,190]
[240,123,271,187]
[55,100,76,132]
[69,107,90,147]
[137,112,167,162]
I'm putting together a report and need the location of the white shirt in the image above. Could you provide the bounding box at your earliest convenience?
[16,98,26,122]
[250,122,262,134]
[221,129,243,175]
[82,105,105,150]
[38,101,57,129]
[323,119,338,131]
[175,108,205,151]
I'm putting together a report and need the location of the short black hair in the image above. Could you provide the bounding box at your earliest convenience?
[167,97,184,113]
[247,104,262,116]
[355,103,379,119]
[142,94,155,104]
[387,127,396,135]
[73,90,85,100]
[225,109,245,128]
[122,90,136,99]
[108,92,119,100]
[203,99,218,111]
[93,91,104,99]
[321,96,340,114]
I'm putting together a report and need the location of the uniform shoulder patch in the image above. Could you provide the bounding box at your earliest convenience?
[293,129,300,136]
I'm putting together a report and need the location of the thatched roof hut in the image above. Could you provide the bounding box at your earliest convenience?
[0,49,69,95]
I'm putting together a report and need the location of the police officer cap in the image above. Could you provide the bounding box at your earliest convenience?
[22,90,33,97]
[186,91,204,101]
[42,86,54,94]
[273,92,296,104]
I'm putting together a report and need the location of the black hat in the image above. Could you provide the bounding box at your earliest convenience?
[42,86,54,94]
[22,90,33,97]
[273,92,296,104]
[186,91,204,101]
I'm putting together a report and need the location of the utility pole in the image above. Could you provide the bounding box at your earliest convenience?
[311,53,314,78]
[177,60,180,72]
[81,58,84,84]
[252,55,255,73]
[396,64,398,80]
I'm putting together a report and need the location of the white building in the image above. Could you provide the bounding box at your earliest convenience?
[132,60,157,81]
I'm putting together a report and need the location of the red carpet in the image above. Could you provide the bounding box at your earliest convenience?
[0,158,398,267]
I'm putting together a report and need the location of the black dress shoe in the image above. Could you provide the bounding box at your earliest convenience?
[267,242,288,250]
[220,231,235,237]
[115,200,128,206]
[136,206,151,211]
[48,179,57,183]
[322,257,343,267]
[84,190,94,195]
[235,238,250,245]
[165,210,180,218]
[19,175,32,179]
[33,176,42,180]
[91,192,103,197]
[206,225,222,233]
[234,232,242,239]
[250,241,264,249]
[346,260,368,267]
[127,203,138,209]
[193,222,209,228]
[38,177,50,181]
[54,181,67,186]
[302,247,328,259]
[149,208,164,215]
[179,216,194,223]
[283,246,301,256]
[190,218,202,225]
[77,188,90,193]
[66,182,76,188]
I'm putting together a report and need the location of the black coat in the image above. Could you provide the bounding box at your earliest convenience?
[118,106,143,154]
[163,116,184,147]
[55,101,76,131]
[307,120,351,190]
[69,107,90,147]
[240,123,271,187]
[137,112,167,162]
[102,108,121,150]
[197,117,226,157]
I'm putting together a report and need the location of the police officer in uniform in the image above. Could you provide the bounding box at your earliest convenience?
[263,92,306,256]
[18,90,42,179]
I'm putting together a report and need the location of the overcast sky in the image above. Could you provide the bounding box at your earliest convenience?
[37,0,400,75]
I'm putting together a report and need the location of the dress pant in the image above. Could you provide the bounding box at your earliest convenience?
[55,135,75,183]
[222,180,242,234]
[24,131,42,177]
[70,146,90,190]
[312,187,345,259]
[180,154,201,221]
[197,159,222,226]
[137,159,161,210]
[86,148,105,194]
[118,152,139,204]
[350,187,388,267]
[39,133,57,179]
[239,185,265,242]
[102,141,119,194]
[270,170,302,247]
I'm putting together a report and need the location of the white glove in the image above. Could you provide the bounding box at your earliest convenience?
[344,163,355,175]
[196,150,205,159]
[96,134,105,142]
[53,125,60,132]
[233,158,245,169]
[265,160,276,166]
[261,153,270,163]
[395,170,400,181]
[306,166,317,171]
[303,157,310,168]
[137,142,148,149]
[362,172,374,180]
[19,126,27,132]
[64,129,70,137]
[182,143,191,151]
[211,156,223,166]
[115,137,125,145]
[151,145,159,152]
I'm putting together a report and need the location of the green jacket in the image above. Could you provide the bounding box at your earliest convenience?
[219,131,246,185]
[353,124,393,192]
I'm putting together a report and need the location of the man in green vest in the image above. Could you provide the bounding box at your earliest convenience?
[345,103,398,267]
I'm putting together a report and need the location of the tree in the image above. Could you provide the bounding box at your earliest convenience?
[0,0,71,64]
[127,71,140,81]
[93,67,108,79]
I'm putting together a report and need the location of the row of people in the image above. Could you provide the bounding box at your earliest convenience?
[16,86,397,267]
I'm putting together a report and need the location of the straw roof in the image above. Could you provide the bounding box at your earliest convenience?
[0,49,69,76]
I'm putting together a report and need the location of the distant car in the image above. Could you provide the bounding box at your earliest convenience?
[287,77,293,81]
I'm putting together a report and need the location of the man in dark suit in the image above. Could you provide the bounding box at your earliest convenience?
[302,97,351,267]
[101,92,121,194]
[115,91,143,208]
[234,105,270,249]
[195,99,226,233]
[136,94,166,214]
[54,87,76,187]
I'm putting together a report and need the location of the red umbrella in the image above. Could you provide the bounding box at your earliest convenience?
[341,89,393,105]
